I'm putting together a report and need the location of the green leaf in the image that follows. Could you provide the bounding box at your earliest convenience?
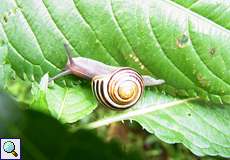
[0,93,142,160]
[1,0,230,157]
[0,0,229,104]
[31,74,97,123]
[84,90,230,157]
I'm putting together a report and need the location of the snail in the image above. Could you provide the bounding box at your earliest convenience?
[49,44,165,109]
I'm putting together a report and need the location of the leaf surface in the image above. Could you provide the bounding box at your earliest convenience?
[31,74,97,123]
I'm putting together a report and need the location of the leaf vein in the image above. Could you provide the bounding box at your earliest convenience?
[72,0,119,64]
[147,9,208,93]
[41,0,81,57]
[162,110,228,148]
[57,88,68,120]
[187,19,230,86]
[143,114,215,150]
[110,0,151,73]
[0,24,44,78]
[187,103,230,144]
[14,0,60,71]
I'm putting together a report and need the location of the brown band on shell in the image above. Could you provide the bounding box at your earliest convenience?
[92,68,144,109]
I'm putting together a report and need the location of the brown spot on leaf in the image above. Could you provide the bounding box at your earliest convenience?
[196,73,210,87]
[176,34,189,48]
[209,48,216,56]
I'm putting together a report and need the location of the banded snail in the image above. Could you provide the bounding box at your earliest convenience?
[49,44,165,110]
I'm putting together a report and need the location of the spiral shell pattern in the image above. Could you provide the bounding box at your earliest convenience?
[92,68,144,109]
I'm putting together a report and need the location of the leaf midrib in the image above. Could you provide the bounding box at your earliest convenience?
[83,97,198,129]
[57,87,68,120]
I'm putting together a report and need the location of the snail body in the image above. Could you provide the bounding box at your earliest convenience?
[49,44,165,110]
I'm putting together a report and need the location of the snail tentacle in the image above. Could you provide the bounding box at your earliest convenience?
[48,69,71,83]
[143,76,165,86]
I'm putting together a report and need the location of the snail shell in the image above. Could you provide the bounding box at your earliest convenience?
[92,68,144,109]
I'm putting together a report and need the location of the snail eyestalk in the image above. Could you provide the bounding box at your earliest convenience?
[64,43,74,65]
[48,44,75,83]
[143,76,165,87]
